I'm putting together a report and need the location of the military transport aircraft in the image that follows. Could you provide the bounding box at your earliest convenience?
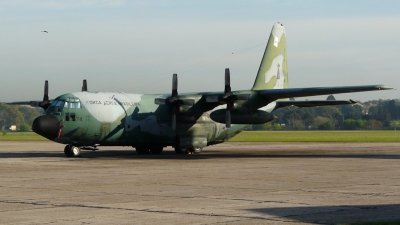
[9,22,391,157]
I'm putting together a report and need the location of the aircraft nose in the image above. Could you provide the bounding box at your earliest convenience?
[32,114,60,140]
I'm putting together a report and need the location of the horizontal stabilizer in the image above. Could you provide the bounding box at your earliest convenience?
[275,99,356,109]
[259,85,392,100]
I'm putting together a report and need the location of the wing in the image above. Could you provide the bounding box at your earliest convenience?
[258,85,391,100]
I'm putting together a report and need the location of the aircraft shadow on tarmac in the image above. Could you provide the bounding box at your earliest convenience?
[248,204,400,224]
[1,149,400,160]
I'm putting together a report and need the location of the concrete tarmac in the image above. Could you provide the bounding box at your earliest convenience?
[1,141,400,224]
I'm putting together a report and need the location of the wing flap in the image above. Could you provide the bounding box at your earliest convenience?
[275,100,356,109]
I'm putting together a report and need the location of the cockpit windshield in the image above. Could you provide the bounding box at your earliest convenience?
[64,97,81,109]
[48,97,81,111]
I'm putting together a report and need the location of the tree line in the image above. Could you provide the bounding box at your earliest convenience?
[251,99,400,130]
[1,99,399,132]
[0,103,43,132]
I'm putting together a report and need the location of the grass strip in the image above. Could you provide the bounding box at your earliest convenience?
[1,131,400,142]
[341,221,400,225]
[0,132,47,141]
[230,131,400,142]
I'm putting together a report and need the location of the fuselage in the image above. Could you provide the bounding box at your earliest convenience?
[33,91,263,148]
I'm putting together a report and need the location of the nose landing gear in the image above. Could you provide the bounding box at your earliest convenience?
[64,145,81,157]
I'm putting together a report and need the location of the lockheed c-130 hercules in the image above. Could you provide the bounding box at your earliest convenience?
[10,22,392,157]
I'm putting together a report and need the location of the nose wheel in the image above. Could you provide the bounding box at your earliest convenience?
[64,145,81,157]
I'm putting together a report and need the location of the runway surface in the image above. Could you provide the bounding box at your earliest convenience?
[1,141,400,224]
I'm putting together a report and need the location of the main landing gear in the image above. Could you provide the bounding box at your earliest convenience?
[64,145,81,157]
[174,147,202,154]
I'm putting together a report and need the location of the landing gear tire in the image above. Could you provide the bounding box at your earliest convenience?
[191,147,203,154]
[64,145,81,157]
[149,147,163,154]
[136,147,150,154]
[174,147,189,154]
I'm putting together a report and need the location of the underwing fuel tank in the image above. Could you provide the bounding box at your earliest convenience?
[210,109,275,124]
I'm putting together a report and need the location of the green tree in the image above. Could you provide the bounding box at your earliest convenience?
[315,106,343,129]
[292,119,305,130]
[340,105,363,120]
[342,119,366,130]
[251,122,271,131]
[312,116,330,129]
[18,106,40,125]
[19,123,31,132]
[365,119,383,130]
[326,94,336,100]
[0,103,24,128]
[318,121,334,130]
[272,123,282,130]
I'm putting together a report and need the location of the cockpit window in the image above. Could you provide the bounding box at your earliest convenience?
[50,100,58,106]
[63,97,82,109]
[56,100,65,107]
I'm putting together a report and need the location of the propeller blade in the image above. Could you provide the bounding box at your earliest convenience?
[171,112,177,130]
[82,79,88,92]
[43,80,49,102]
[225,108,231,128]
[39,80,51,110]
[172,73,178,97]
[224,68,231,94]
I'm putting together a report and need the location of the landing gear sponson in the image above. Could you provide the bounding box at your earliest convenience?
[63,145,203,157]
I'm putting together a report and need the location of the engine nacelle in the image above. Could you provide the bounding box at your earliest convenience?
[210,109,275,124]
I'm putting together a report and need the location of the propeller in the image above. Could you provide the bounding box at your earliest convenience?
[223,69,235,128]
[82,79,88,92]
[29,80,51,109]
[206,68,251,128]
[154,74,194,130]
[170,74,179,130]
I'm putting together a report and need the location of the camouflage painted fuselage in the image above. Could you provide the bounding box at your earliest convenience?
[49,90,272,148]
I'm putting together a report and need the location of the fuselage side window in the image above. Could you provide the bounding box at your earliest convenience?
[65,113,70,121]
[70,113,76,121]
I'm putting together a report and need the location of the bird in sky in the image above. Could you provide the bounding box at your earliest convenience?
[41,31,48,33]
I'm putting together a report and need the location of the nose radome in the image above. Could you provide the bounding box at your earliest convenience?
[32,114,60,140]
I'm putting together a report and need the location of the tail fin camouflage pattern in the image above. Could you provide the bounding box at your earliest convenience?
[252,22,288,90]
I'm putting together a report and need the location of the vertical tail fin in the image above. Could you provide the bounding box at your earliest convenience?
[252,22,288,90]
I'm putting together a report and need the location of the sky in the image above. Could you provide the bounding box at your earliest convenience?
[1,0,399,102]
